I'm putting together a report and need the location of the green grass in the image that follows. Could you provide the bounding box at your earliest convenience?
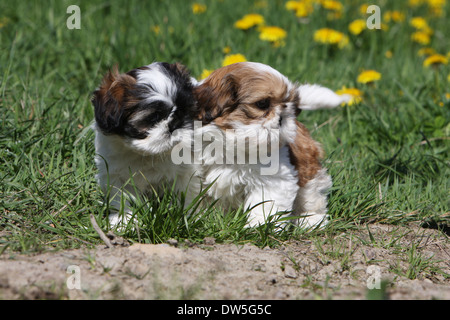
[0,0,449,254]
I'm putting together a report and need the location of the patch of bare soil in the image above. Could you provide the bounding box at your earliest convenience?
[1,224,449,300]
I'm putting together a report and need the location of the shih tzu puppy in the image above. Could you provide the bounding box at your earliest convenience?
[92,62,198,227]
[193,62,350,228]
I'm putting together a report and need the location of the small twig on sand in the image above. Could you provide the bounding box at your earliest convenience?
[90,214,113,249]
[52,190,81,217]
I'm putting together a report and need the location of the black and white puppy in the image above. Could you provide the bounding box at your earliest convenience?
[92,62,197,227]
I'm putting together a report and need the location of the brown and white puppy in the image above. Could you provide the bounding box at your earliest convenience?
[193,62,349,228]
[92,62,198,227]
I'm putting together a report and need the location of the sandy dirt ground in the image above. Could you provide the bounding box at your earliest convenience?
[1,223,449,300]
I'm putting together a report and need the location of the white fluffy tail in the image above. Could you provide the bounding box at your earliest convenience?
[298,84,351,110]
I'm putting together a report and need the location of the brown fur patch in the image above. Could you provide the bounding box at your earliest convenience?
[194,64,240,125]
[96,67,138,109]
[92,66,140,135]
[194,62,299,129]
[288,121,323,187]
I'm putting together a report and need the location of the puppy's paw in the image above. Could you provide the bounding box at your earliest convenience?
[297,212,329,230]
[108,211,134,231]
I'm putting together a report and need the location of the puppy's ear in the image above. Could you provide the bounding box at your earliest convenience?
[298,84,351,110]
[194,73,238,124]
[92,66,137,135]
[161,62,191,82]
[172,62,191,79]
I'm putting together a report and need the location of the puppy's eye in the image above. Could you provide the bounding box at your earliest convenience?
[255,98,271,110]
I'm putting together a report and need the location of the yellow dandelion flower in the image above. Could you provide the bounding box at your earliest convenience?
[234,13,265,30]
[427,0,446,6]
[448,74,450,82]
[427,0,446,16]
[380,23,390,31]
[192,3,207,14]
[297,2,314,17]
[222,46,231,55]
[357,70,382,84]
[418,47,436,56]
[234,19,253,30]
[246,13,264,25]
[410,17,433,35]
[321,0,343,12]
[411,31,431,45]
[200,69,214,80]
[313,28,349,48]
[322,0,343,20]
[259,26,287,42]
[383,10,405,23]
[150,25,161,35]
[423,54,448,67]
[336,87,363,106]
[385,50,393,59]
[222,54,247,67]
[391,11,406,22]
[287,0,321,17]
[286,0,302,11]
[348,19,366,35]
[359,4,369,15]
[410,17,428,29]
